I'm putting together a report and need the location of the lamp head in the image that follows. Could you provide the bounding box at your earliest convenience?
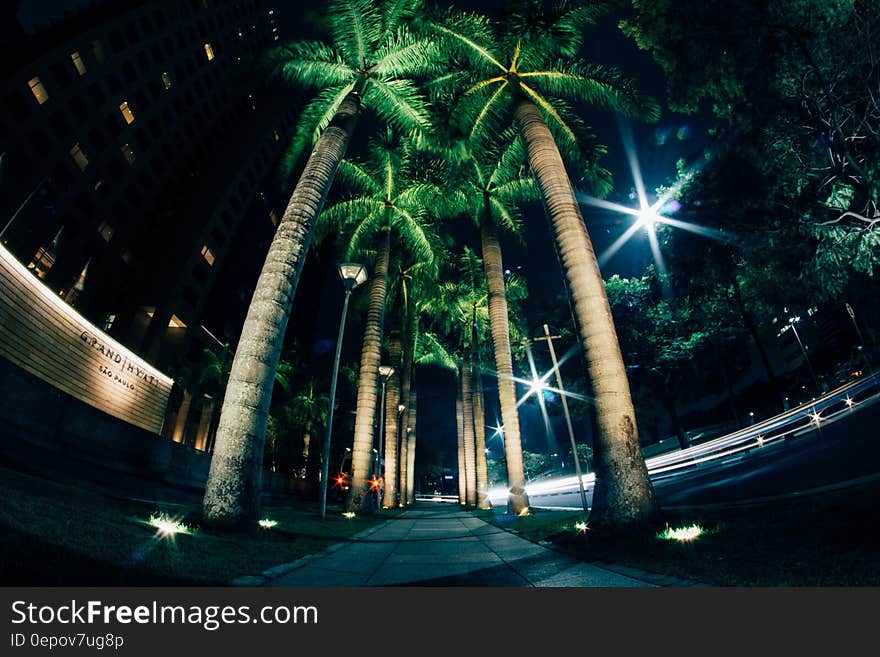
[338,262,368,290]
[378,365,394,379]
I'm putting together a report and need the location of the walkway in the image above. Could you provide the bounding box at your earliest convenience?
[263,504,657,587]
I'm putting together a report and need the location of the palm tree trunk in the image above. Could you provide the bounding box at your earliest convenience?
[381,330,402,508]
[203,93,360,529]
[456,380,466,504]
[397,311,417,505]
[405,389,417,504]
[301,419,312,479]
[461,361,477,507]
[346,229,391,512]
[480,215,529,513]
[472,361,490,509]
[513,97,659,533]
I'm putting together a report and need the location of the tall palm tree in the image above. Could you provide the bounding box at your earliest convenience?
[426,248,530,509]
[404,388,418,503]
[433,3,662,532]
[321,136,440,511]
[441,130,540,513]
[381,330,403,507]
[202,0,439,528]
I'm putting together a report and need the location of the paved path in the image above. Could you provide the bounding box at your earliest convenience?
[266,504,656,587]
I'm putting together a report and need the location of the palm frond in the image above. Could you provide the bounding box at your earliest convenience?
[520,60,660,122]
[415,332,458,370]
[329,0,380,69]
[271,41,354,88]
[371,28,441,78]
[345,209,391,260]
[430,11,506,73]
[363,77,433,139]
[335,159,383,195]
[280,82,357,180]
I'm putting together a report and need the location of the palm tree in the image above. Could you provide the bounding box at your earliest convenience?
[202,0,439,528]
[381,330,403,507]
[285,381,329,481]
[433,3,662,532]
[404,388,418,503]
[321,136,440,511]
[441,130,540,512]
[425,248,530,509]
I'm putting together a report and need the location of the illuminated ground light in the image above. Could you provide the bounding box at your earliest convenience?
[258,519,278,529]
[342,512,356,519]
[148,514,191,538]
[657,524,706,542]
[574,522,589,533]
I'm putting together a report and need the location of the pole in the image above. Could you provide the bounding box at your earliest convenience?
[537,324,589,518]
[790,320,822,398]
[377,379,386,509]
[0,176,48,242]
[846,303,876,386]
[320,285,353,518]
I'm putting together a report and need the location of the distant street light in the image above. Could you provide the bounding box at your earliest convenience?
[375,364,394,509]
[320,262,368,518]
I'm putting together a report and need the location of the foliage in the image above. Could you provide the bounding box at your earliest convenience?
[623,0,880,299]
[266,0,441,179]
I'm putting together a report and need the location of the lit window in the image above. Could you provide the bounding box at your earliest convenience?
[70,51,87,76]
[119,101,135,124]
[121,143,136,164]
[269,209,279,226]
[168,314,187,328]
[204,43,215,61]
[161,71,172,90]
[28,76,49,104]
[97,221,114,242]
[69,143,89,171]
[273,130,280,142]
[200,245,215,266]
[103,314,116,331]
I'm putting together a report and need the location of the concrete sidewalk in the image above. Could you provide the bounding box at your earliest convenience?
[261,504,658,587]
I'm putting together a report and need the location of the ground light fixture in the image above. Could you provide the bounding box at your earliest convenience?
[320,262,368,518]
[148,514,191,538]
[658,524,706,542]
[258,519,278,529]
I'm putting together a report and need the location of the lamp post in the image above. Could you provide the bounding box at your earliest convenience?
[376,365,394,509]
[320,262,367,518]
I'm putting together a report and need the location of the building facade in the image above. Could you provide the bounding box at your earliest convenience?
[1,0,293,450]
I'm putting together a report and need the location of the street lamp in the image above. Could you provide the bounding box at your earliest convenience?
[320,262,368,518]
[375,364,394,509]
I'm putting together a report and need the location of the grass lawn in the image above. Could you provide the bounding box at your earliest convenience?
[490,481,880,586]
[0,465,392,585]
